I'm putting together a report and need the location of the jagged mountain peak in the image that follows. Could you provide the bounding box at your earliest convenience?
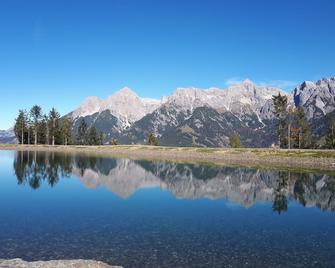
[167,87,221,112]
[0,128,17,144]
[63,76,335,148]
[301,80,316,88]
[161,81,286,117]
[113,86,138,97]
[173,87,204,94]
[293,77,335,118]
[72,96,102,119]
[299,77,335,89]
[71,86,162,130]
[242,79,254,86]
[316,77,335,85]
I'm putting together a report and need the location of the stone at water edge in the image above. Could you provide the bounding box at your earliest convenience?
[0,258,123,268]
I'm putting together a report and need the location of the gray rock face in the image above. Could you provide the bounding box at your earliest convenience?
[69,87,162,132]
[293,77,335,119]
[0,258,122,268]
[66,80,286,146]
[0,128,17,144]
[62,76,335,147]
[3,77,334,146]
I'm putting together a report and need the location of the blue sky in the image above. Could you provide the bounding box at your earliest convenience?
[1,0,335,129]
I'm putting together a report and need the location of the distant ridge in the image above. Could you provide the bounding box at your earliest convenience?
[0,128,17,144]
[2,77,335,147]
[64,77,335,147]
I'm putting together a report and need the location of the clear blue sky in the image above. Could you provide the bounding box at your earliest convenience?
[1,0,335,129]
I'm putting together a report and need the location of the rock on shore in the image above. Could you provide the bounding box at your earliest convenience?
[0,258,122,268]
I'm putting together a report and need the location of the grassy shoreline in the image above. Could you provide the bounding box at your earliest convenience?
[1,144,335,172]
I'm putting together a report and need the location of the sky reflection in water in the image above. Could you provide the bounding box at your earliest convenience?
[0,150,334,268]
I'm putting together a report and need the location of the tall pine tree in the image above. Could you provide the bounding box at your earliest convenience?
[88,127,99,145]
[326,121,335,149]
[30,105,42,145]
[76,119,88,145]
[38,115,48,144]
[48,108,60,146]
[295,107,311,149]
[42,114,50,145]
[60,117,73,146]
[99,131,104,145]
[272,93,288,148]
[14,110,27,144]
[26,113,32,145]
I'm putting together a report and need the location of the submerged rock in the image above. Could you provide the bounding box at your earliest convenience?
[0,258,122,268]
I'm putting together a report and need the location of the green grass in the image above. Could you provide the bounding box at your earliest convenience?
[1,144,335,159]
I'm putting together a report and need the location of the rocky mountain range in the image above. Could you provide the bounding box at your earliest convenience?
[2,77,335,147]
[66,77,335,147]
[0,128,16,144]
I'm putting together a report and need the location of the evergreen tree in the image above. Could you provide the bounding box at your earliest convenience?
[14,110,27,144]
[38,116,48,144]
[109,138,118,145]
[272,172,288,214]
[48,108,60,146]
[287,106,295,149]
[147,133,158,146]
[272,93,288,148]
[87,127,99,145]
[30,105,42,145]
[229,132,243,148]
[272,192,288,214]
[42,114,50,145]
[60,117,73,146]
[326,122,335,149]
[76,119,88,145]
[295,107,311,149]
[26,113,33,145]
[98,131,104,145]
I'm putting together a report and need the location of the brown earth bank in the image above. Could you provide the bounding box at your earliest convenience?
[0,258,122,268]
[1,144,335,172]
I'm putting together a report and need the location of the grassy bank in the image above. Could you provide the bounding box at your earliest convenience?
[1,144,335,172]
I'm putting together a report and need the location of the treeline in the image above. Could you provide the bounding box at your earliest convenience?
[13,106,160,146]
[14,106,72,145]
[14,106,105,146]
[76,119,105,145]
[272,93,335,149]
[18,100,335,149]
[75,119,158,146]
[272,94,312,149]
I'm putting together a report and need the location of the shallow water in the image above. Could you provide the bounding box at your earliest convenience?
[0,150,334,267]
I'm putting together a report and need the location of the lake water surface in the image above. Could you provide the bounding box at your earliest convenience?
[0,150,334,267]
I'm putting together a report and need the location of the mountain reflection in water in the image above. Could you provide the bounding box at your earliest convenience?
[13,150,335,212]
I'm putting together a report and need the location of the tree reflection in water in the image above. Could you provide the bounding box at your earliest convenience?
[272,171,289,214]
[12,151,335,212]
[13,151,72,189]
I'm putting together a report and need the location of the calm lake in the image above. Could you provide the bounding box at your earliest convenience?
[0,150,334,268]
